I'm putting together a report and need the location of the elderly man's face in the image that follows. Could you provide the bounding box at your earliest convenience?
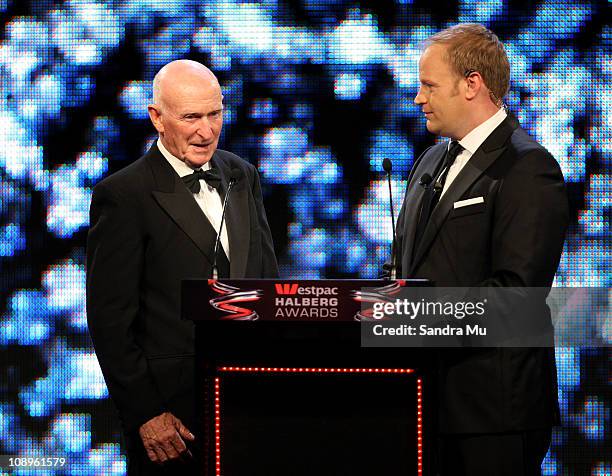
[151,78,223,168]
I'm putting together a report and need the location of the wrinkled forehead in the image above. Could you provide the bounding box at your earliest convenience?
[160,77,223,109]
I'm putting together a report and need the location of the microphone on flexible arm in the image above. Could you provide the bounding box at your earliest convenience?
[211,168,243,280]
[382,158,398,280]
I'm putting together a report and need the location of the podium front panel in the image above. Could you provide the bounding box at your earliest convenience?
[215,367,423,476]
[183,279,433,476]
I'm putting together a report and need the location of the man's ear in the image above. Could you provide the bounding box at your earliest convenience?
[464,71,483,100]
[148,104,164,133]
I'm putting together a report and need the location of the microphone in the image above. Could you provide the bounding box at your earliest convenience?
[419,173,433,188]
[212,168,243,279]
[382,158,397,280]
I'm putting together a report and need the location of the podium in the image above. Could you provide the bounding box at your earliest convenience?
[182,279,433,476]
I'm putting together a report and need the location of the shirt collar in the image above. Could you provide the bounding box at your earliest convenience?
[157,138,211,177]
[457,107,507,155]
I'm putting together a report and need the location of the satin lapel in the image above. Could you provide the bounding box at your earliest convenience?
[212,154,249,278]
[410,115,518,275]
[147,145,217,263]
[401,146,447,273]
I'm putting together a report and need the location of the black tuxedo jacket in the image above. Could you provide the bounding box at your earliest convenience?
[394,114,569,433]
[86,144,279,433]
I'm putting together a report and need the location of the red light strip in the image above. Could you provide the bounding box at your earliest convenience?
[417,377,423,476]
[214,377,221,476]
[218,366,414,374]
[214,367,421,475]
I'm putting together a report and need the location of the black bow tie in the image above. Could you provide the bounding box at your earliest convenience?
[181,168,221,193]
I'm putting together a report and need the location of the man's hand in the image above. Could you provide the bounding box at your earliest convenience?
[139,412,195,464]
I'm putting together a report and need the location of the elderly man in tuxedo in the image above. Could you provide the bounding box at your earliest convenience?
[87,60,279,474]
[392,24,569,475]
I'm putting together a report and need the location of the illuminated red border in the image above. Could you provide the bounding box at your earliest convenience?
[214,377,221,475]
[417,377,423,475]
[213,366,423,476]
[219,366,414,374]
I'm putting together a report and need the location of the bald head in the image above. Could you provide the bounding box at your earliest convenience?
[152,60,220,107]
[148,60,224,168]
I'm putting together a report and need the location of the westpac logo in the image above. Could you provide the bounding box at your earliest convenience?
[273,282,339,318]
[275,283,299,295]
[274,283,339,297]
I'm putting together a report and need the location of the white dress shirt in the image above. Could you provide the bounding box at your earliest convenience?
[441,107,508,197]
[157,139,230,260]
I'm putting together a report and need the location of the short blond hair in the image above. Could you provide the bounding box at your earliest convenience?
[426,23,510,105]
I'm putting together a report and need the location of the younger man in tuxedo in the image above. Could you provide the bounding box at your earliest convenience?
[393,24,568,475]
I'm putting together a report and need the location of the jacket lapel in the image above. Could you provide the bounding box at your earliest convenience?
[400,145,447,273]
[147,145,218,264]
[409,114,519,275]
[212,154,249,278]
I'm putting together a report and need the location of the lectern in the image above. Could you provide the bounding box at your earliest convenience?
[182,279,433,476]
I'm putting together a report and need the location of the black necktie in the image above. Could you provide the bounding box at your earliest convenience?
[429,140,463,210]
[181,168,222,193]
[413,141,464,258]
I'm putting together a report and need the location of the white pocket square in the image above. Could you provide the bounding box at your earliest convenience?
[453,196,484,209]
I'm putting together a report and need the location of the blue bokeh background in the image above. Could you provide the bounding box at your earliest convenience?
[0,0,609,474]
